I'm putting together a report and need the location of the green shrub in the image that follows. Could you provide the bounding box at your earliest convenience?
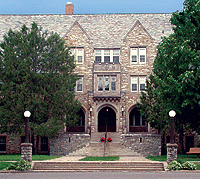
[167,161,197,171]
[6,163,18,170]
[167,161,182,171]
[15,159,31,171]
[182,162,197,170]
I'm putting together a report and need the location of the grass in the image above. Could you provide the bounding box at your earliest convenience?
[195,162,200,170]
[79,156,120,161]
[0,162,13,170]
[146,154,200,162]
[0,154,61,161]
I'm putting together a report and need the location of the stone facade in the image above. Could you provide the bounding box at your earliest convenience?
[1,12,192,156]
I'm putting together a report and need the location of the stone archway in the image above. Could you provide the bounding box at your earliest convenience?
[98,106,116,132]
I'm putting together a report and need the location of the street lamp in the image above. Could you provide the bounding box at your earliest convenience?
[24,111,31,143]
[169,110,176,144]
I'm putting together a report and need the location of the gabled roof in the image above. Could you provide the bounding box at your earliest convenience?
[0,14,173,48]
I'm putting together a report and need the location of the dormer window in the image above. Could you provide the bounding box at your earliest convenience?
[130,47,146,64]
[70,47,84,64]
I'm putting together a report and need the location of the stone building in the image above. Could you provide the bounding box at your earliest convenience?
[1,3,198,156]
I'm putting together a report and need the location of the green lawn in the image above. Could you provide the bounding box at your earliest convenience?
[195,163,200,170]
[146,155,200,162]
[0,154,61,161]
[0,162,13,170]
[79,156,120,161]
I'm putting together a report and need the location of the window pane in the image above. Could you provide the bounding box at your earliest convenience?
[140,55,145,62]
[111,82,116,91]
[132,84,137,91]
[95,50,101,56]
[104,56,110,63]
[77,56,82,62]
[132,55,137,62]
[104,50,110,55]
[98,76,103,91]
[77,78,83,91]
[113,50,119,56]
[95,56,101,63]
[140,84,145,91]
[113,56,119,63]
[104,76,109,91]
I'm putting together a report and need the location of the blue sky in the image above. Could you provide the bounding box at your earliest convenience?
[0,0,184,14]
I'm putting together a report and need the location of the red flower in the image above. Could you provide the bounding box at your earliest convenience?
[107,137,112,142]
[100,137,105,142]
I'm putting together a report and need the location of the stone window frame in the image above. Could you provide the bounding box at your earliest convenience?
[69,47,84,64]
[94,49,120,63]
[130,75,146,92]
[76,76,83,92]
[0,136,6,152]
[130,109,146,127]
[130,47,146,65]
[97,75,117,92]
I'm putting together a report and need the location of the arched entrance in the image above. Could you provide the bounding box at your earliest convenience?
[98,107,116,132]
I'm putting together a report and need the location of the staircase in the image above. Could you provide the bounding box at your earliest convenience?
[69,132,140,157]
[33,161,164,172]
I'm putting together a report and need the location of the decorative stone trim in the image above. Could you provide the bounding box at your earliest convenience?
[21,143,32,162]
[167,143,178,164]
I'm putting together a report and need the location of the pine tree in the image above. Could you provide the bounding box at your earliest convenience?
[0,22,80,137]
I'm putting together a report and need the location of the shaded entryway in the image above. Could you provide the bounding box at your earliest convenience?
[98,107,116,132]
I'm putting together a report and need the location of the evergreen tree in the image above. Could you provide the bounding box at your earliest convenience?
[138,0,200,152]
[0,22,80,137]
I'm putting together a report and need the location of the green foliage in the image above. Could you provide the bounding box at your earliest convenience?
[6,162,18,170]
[167,161,197,170]
[138,0,200,137]
[15,159,31,171]
[0,22,80,137]
[167,161,182,171]
[0,162,13,170]
[79,156,119,161]
[0,154,61,161]
[182,161,197,170]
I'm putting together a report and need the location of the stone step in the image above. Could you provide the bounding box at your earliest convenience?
[33,161,164,172]
[68,142,141,156]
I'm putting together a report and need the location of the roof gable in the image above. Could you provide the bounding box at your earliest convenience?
[123,20,153,42]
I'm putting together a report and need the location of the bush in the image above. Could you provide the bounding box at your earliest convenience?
[167,161,197,171]
[182,162,197,170]
[15,159,31,171]
[167,161,182,171]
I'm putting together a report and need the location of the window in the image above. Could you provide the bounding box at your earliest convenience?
[104,50,110,63]
[130,47,146,64]
[113,50,119,63]
[98,75,116,92]
[41,137,48,152]
[94,49,120,63]
[70,47,84,63]
[0,136,6,152]
[131,76,146,92]
[95,50,102,63]
[76,77,83,92]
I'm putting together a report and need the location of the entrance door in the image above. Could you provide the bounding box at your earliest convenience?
[98,107,116,132]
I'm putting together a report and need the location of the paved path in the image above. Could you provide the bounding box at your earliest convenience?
[41,155,152,162]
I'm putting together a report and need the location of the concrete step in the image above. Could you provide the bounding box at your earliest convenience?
[33,161,164,172]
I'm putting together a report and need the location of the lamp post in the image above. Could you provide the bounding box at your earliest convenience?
[24,111,31,143]
[169,110,176,144]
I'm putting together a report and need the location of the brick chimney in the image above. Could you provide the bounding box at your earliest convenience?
[66,2,74,15]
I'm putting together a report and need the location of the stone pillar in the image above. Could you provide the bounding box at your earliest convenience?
[21,143,32,162]
[167,143,178,164]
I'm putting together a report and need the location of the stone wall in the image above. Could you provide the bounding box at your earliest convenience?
[121,133,161,156]
[50,133,90,156]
